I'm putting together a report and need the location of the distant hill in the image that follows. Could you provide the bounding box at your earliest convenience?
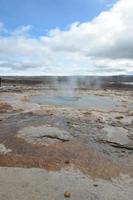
[0,75,133,90]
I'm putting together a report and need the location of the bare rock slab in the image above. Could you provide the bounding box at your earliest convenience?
[0,144,12,154]
[17,125,73,145]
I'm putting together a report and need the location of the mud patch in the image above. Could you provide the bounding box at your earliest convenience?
[17,125,73,145]
[0,140,132,180]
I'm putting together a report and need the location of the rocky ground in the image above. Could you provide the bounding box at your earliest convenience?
[0,83,133,200]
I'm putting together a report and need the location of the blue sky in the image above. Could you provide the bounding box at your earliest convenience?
[0,0,133,76]
[0,0,117,36]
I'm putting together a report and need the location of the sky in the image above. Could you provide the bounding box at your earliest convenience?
[0,0,133,76]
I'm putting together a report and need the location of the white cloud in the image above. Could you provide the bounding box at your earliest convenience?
[11,25,32,36]
[0,22,7,33]
[0,0,133,76]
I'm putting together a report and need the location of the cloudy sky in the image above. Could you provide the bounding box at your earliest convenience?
[0,0,133,76]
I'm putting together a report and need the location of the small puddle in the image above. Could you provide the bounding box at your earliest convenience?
[0,95,16,101]
[103,126,130,145]
[30,95,121,110]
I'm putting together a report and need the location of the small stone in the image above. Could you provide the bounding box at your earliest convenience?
[64,192,71,198]
[115,116,124,120]
[93,184,98,187]
[65,160,70,164]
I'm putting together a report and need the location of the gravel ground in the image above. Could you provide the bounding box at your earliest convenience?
[0,84,133,200]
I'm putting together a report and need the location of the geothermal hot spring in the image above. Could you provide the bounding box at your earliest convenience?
[30,94,121,110]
